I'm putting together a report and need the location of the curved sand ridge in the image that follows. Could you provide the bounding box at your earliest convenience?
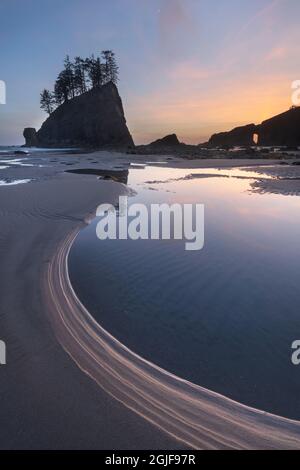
[47,229,300,450]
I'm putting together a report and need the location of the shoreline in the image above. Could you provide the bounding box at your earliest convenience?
[0,166,181,449]
[45,215,300,450]
[1,152,300,449]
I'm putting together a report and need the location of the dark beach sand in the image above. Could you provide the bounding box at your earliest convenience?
[0,163,182,449]
[1,152,300,449]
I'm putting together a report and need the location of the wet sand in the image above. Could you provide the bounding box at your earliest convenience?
[0,151,300,449]
[0,165,181,449]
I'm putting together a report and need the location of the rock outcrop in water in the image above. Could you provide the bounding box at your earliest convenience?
[23,82,134,149]
[23,128,39,147]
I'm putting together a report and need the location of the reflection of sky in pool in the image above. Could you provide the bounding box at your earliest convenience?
[69,165,300,420]
[0,158,34,167]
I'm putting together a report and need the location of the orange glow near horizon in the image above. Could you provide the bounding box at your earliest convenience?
[123,0,299,145]
[127,74,292,145]
[2,0,299,146]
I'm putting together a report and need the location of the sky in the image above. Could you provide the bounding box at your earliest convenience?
[0,0,299,145]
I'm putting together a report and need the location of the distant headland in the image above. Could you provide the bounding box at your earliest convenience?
[207,106,300,148]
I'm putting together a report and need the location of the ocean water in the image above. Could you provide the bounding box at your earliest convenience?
[69,165,300,419]
[0,145,81,155]
[0,146,82,185]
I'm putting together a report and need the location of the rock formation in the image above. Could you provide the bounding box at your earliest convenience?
[23,128,39,147]
[257,107,300,147]
[208,124,257,148]
[207,107,300,148]
[23,82,134,148]
[133,133,184,155]
[149,134,181,147]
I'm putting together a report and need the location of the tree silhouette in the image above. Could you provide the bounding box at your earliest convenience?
[40,89,55,114]
[86,55,104,88]
[54,77,64,105]
[102,50,119,84]
[63,55,75,98]
[40,51,119,114]
[74,56,87,95]
[54,70,71,103]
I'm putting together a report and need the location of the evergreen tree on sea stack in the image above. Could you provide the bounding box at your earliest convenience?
[40,89,55,115]
[40,50,119,114]
[74,56,87,95]
[102,50,119,84]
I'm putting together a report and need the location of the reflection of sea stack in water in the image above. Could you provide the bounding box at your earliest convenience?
[67,168,129,185]
[23,82,134,149]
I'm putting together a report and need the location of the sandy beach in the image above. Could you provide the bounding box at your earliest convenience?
[3,0,300,454]
[0,152,183,449]
[1,151,300,449]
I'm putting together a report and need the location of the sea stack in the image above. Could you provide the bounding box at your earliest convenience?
[208,124,257,148]
[23,128,39,147]
[23,82,134,148]
[207,107,300,148]
[149,134,181,147]
[257,107,300,146]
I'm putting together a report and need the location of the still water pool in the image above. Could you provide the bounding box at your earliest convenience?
[69,165,300,419]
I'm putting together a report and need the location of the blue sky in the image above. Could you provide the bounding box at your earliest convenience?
[0,0,299,145]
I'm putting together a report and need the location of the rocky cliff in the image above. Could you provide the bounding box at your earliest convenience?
[208,124,257,148]
[23,82,134,148]
[207,107,300,148]
[258,107,300,147]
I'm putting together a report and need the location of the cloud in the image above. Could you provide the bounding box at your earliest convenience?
[266,46,287,61]
[159,0,188,32]
[168,61,212,81]
[217,0,284,70]
[126,1,295,145]
[231,0,283,42]
[158,0,195,58]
